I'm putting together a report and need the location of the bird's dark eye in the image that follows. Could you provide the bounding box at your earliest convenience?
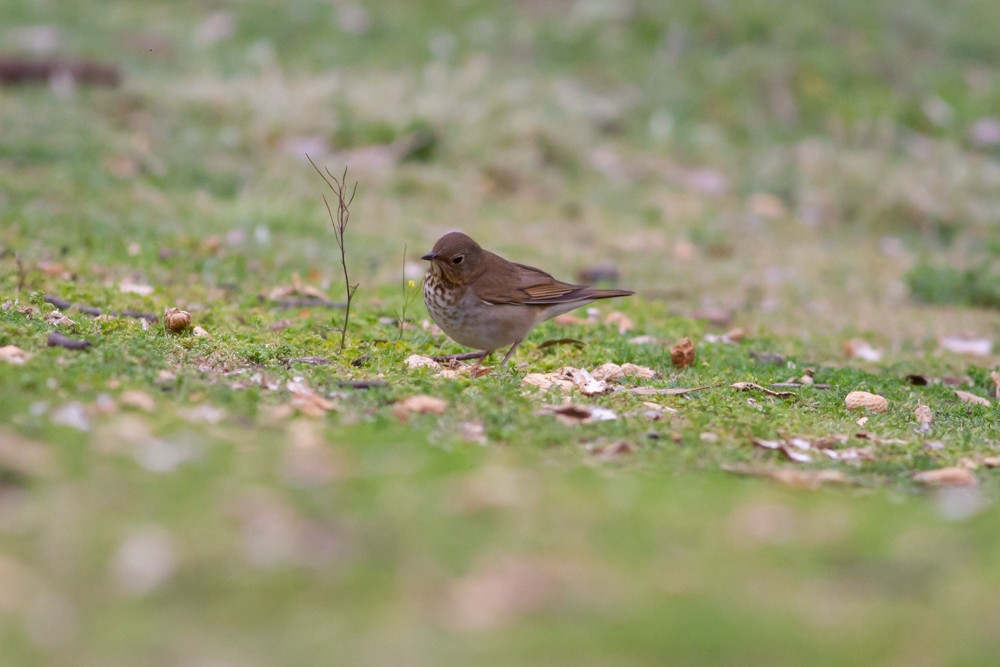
[452,256,464,265]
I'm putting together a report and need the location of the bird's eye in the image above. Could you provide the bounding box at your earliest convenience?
[452,256,464,265]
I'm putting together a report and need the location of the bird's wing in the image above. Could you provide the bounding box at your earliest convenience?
[472,261,587,305]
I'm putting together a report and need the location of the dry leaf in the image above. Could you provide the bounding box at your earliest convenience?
[590,362,656,382]
[393,395,447,420]
[552,313,591,326]
[603,311,633,334]
[0,428,54,478]
[522,372,576,393]
[521,367,609,395]
[0,345,31,365]
[538,404,618,425]
[163,307,191,333]
[120,390,155,412]
[843,338,883,362]
[722,327,747,343]
[119,281,154,296]
[286,378,337,417]
[914,404,933,434]
[405,355,442,371]
[731,382,795,398]
[767,468,849,488]
[938,335,992,356]
[747,192,787,219]
[844,391,889,413]
[441,558,559,631]
[45,310,75,326]
[588,441,635,459]
[670,337,695,369]
[914,467,978,487]
[954,390,991,406]
[191,326,211,338]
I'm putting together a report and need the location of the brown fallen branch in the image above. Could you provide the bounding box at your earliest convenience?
[43,294,158,322]
[47,332,92,350]
[0,57,120,86]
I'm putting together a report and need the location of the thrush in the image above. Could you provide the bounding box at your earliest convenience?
[421,231,634,368]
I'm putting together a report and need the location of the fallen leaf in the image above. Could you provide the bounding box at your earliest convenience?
[603,311,633,334]
[843,338,883,362]
[538,404,618,425]
[119,281,154,296]
[763,468,850,488]
[844,391,889,413]
[120,390,155,412]
[267,273,330,301]
[731,382,795,398]
[670,337,695,369]
[441,558,560,631]
[938,335,992,356]
[590,362,656,382]
[0,428,54,478]
[45,310,75,326]
[393,394,447,420]
[286,378,337,417]
[914,467,977,487]
[914,404,933,434]
[588,441,635,459]
[0,345,31,365]
[627,335,663,345]
[747,192,788,219]
[521,367,609,395]
[689,309,733,326]
[191,326,211,338]
[552,313,591,326]
[954,390,991,406]
[405,355,442,371]
[722,327,747,343]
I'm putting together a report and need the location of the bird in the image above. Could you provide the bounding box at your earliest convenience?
[421,231,634,369]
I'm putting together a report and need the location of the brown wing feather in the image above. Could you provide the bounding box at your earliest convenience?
[472,253,634,305]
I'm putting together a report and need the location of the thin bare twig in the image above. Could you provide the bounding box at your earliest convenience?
[395,243,418,340]
[307,155,359,354]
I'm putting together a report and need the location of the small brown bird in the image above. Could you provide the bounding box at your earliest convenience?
[421,231,634,368]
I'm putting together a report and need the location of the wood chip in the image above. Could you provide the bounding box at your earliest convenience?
[844,391,888,413]
[954,390,991,406]
[914,467,978,487]
[393,395,447,420]
[670,337,695,369]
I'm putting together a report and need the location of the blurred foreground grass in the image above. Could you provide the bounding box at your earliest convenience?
[2,0,1000,665]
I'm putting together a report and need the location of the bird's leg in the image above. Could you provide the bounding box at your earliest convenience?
[499,339,523,367]
[469,349,493,375]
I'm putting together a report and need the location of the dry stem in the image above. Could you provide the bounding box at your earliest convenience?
[307,155,358,354]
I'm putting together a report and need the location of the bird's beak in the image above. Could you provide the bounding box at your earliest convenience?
[420,251,438,261]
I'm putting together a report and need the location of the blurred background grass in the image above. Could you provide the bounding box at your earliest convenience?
[2,1,1000,665]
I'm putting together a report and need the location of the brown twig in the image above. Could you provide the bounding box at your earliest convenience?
[47,332,92,350]
[307,155,358,354]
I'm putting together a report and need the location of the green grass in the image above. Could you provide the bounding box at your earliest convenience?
[2,0,1000,665]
